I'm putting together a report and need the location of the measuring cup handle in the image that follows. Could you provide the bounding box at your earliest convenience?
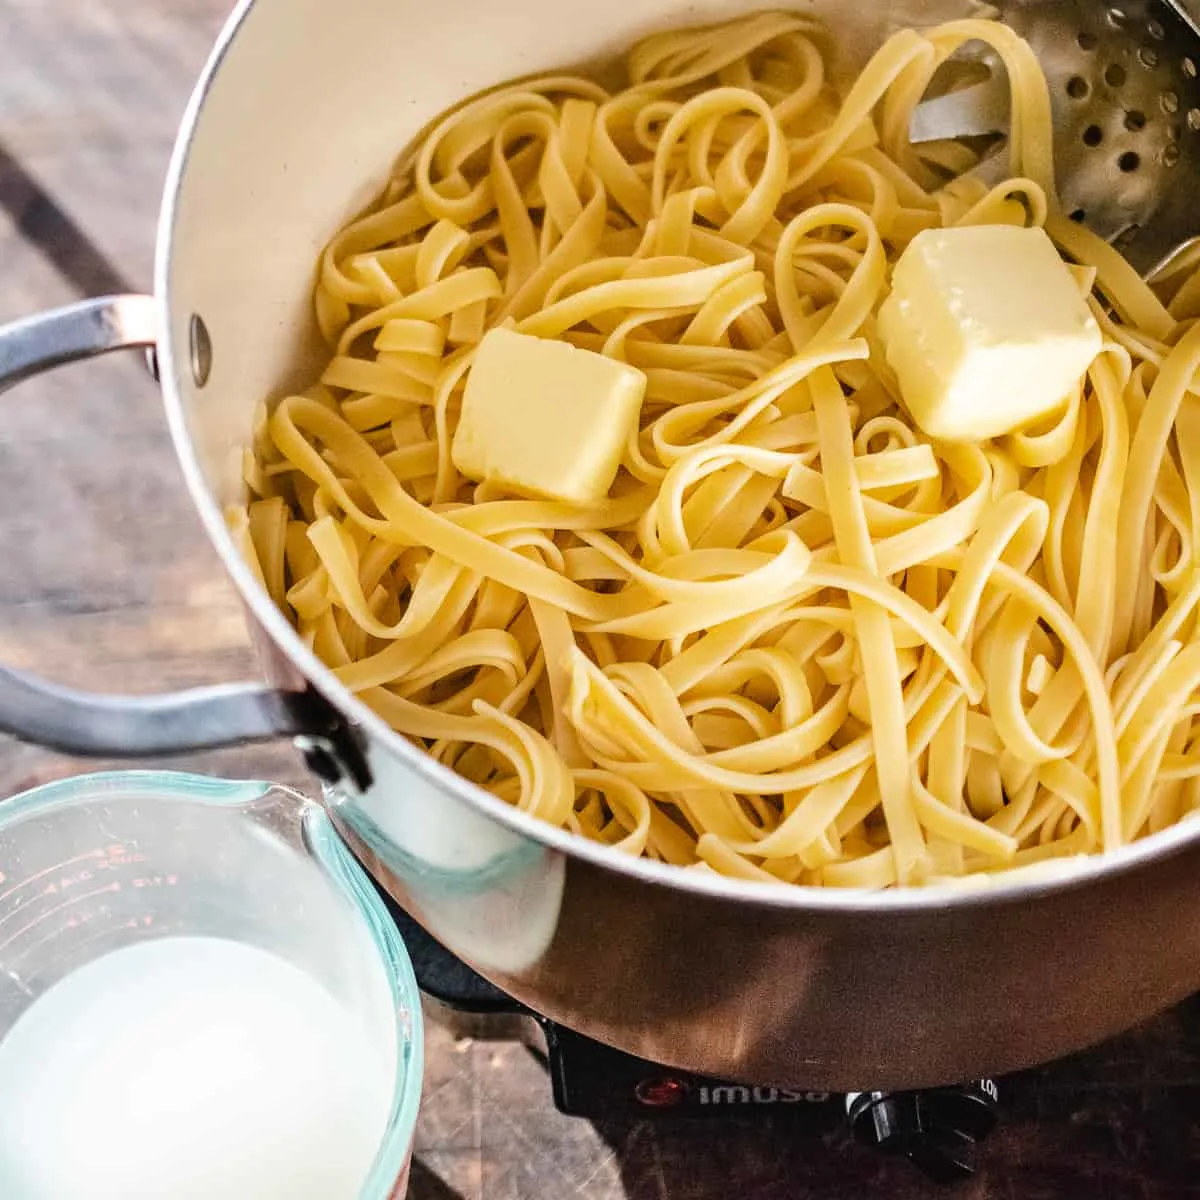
[0,296,369,787]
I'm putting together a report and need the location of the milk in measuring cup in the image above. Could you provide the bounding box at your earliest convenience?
[0,936,394,1199]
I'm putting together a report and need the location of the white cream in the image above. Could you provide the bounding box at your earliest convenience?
[0,937,395,1199]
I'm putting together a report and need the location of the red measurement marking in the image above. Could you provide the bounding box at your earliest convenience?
[96,845,146,870]
[10,910,158,973]
[0,883,121,954]
[34,868,105,901]
[97,855,146,871]
[0,850,105,904]
[10,919,129,974]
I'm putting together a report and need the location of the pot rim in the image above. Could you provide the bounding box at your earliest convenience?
[153,0,1200,916]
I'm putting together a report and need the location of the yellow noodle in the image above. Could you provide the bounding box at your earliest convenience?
[235,11,1200,888]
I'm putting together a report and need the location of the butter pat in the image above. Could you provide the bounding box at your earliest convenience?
[878,225,1101,441]
[452,328,646,504]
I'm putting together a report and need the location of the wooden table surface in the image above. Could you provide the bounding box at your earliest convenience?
[4,2,1200,1197]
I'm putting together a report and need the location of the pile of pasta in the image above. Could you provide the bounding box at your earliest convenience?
[234,11,1200,887]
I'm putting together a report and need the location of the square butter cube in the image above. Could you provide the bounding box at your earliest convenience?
[878,225,1101,442]
[452,328,646,504]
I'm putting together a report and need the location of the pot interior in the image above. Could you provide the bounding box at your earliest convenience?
[159,0,975,513]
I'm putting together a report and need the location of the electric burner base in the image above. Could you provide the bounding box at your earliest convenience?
[380,896,998,1182]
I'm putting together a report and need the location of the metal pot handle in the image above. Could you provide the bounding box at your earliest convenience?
[0,295,369,786]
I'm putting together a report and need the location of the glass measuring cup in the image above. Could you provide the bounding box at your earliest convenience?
[0,770,422,1199]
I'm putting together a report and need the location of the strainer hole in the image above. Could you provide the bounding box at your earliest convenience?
[1185,57,1198,79]
[1162,91,1180,114]
[1078,30,1098,50]
[1125,109,1147,130]
[1067,75,1090,99]
[1069,208,1087,222]
[1105,63,1127,87]
[188,314,212,388]
[1108,7,1128,28]
[1139,46,1160,68]
[1189,107,1200,131]
[1082,124,1104,147]
[1147,18,1165,39]
[1118,150,1141,172]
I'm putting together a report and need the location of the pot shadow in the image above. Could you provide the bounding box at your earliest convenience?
[407,1156,468,1200]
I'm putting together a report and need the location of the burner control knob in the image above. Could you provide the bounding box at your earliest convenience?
[846,1080,999,1182]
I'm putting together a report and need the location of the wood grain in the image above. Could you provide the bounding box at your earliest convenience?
[3,2,1200,1197]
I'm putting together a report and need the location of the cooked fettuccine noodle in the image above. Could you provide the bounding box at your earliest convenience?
[234,11,1200,887]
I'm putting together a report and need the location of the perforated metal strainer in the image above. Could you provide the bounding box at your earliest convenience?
[911,0,1200,270]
